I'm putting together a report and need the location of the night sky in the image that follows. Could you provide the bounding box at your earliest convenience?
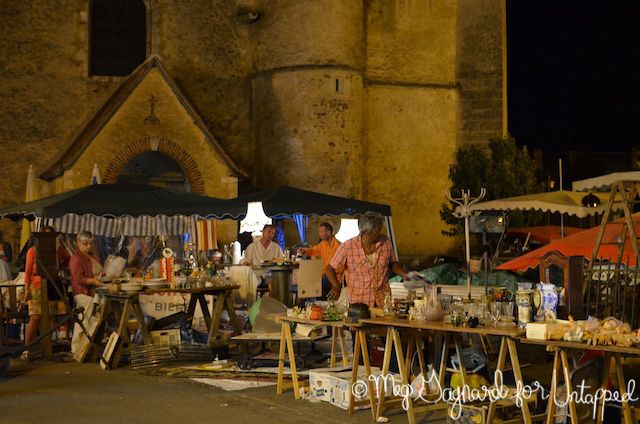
[507,1,640,152]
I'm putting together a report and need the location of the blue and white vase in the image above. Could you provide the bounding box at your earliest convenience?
[535,282,558,321]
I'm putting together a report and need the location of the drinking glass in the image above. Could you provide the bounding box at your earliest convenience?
[490,302,502,326]
[502,301,514,318]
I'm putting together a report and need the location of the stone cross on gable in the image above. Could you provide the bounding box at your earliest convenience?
[144,94,160,124]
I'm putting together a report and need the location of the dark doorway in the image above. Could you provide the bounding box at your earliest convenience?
[117,151,191,192]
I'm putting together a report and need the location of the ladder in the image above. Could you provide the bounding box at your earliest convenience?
[587,180,640,322]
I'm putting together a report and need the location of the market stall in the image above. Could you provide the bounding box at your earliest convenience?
[226,185,395,255]
[522,315,640,424]
[275,314,377,418]
[0,183,238,360]
[358,317,534,424]
[92,284,241,369]
[497,214,640,272]
[463,190,615,219]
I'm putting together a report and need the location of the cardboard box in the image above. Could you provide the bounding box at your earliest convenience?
[151,329,181,345]
[525,322,548,340]
[310,367,401,411]
[308,370,336,402]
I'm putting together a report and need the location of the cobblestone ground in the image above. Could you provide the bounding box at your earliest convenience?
[0,359,450,424]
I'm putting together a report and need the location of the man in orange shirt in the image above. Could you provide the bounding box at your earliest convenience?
[299,223,343,299]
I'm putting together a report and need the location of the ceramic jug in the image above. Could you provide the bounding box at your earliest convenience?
[516,289,533,326]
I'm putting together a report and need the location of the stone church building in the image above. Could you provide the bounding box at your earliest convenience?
[0,0,505,257]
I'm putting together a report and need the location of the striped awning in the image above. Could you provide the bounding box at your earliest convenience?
[35,214,198,237]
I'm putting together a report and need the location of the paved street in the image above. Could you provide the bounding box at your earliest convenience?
[0,359,442,424]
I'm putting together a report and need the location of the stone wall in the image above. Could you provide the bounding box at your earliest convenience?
[252,69,364,197]
[0,0,505,257]
[457,0,505,144]
[364,0,460,256]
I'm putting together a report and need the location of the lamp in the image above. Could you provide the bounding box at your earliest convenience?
[335,218,360,242]
[581,192,601,208]
[240,202,272,235]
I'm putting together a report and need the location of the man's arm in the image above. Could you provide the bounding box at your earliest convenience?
[391,261,405,278]
[325,265,341,297]
[327,243,349,297]
[301,244,321,257]
[240,244,254,265]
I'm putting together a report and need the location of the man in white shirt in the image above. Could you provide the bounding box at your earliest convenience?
[241,224,284,265]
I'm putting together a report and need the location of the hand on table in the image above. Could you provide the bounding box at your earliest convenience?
[88,278,103,287]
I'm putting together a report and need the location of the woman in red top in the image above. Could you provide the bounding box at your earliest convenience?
[69,231,103,354]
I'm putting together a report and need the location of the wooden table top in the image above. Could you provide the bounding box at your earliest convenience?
[98,284,239,298]
[520,338,640,355]
[359,316,525,337]
[232,332,328,342]
[0,283,23,288]
[143,285,239,294]
[276,314,363,328]
[254,264,299,271]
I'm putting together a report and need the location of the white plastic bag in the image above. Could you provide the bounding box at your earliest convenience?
[336,284,349,310]
[424,285,443,321]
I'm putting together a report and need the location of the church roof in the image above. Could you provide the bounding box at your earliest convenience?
[39,55,247,180]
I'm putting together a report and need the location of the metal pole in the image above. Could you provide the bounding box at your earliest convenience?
[465,211,472,299]
[559,158,564,239]
[446,188,486,300]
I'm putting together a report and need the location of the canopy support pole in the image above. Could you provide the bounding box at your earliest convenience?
[385,216,399,261]
[446,188,487,299]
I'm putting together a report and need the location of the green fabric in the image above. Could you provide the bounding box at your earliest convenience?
[248,298,262,326]
[389,263,521,293]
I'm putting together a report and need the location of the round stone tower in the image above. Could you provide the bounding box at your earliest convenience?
[249,0,365,198]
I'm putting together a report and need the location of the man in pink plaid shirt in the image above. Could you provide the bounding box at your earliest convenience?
[327,212,405,307]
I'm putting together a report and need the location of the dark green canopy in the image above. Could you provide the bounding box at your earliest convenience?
[0,183,234,220]
[0,184,391,221]
[227,186,392,218]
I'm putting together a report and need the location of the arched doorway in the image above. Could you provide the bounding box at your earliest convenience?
[117,151,191,192]
[103,138,205,194]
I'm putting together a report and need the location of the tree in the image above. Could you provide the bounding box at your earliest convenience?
[440,136,544,236]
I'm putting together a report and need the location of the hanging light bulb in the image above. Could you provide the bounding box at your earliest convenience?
[335,218,360,242]
[240,202,272,235]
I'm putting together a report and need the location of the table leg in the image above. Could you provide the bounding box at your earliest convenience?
[415,333,426,377]
[438,332,450,389]
[596,352,612,424]
[349,328,362,415]
[376,327,394,419]
[196,294,211,329]
[339,329,349,367]
[405,332,415,379]
[359,329,378,421]
[283,321,301,400]
[111,298,132,369]
[507,338,532,424]
[131,299,152,344]
[392,327,415,424]
[545,350,560,424]
[186,294,197,321]
[452,333,468,386]
[277,322,286,395]
[330,327,338,368]
[207,292,226,346]
[487,336,509,423]
[224,292,241,335]
[614,354,634,424]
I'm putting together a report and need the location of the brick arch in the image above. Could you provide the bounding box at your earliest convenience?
[103,137,205,194]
